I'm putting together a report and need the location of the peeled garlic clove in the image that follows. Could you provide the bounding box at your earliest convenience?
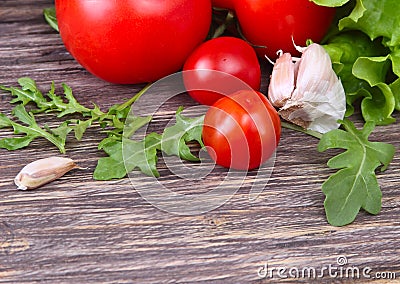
[268,43,346,134]
[14,157,79,190]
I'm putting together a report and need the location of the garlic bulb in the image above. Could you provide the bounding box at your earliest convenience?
[268,43,346,134]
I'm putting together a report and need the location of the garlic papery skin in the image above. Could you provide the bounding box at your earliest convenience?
[14,157,78,190]
[268,43,346,134]
[268,52,295,108]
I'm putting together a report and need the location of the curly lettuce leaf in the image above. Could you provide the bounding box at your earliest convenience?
[352,56,396,124]
[323,31,396,124]
[311,0,351,7]
[339,0,400,48]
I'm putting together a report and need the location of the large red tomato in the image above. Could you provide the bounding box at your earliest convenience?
[212,0,335,59]
[183,37,261,106]
[55,0,212,84]
[202,90,281,170]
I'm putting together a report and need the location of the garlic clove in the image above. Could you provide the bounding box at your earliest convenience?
[268,52,295,108]
[293,44,339,100]
[14,157,79,190]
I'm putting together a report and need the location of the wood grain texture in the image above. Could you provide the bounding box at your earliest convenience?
[0,1,400,283]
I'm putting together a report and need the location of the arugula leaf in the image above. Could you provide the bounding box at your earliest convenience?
[0,136,36,151]
[93,141,127,180]
[69,119,93,141]
[0,78,91,116]
[52,83,91,117]
[93,108,205,180]
[0,113,13,128]
[94,135,161,180]
[0,105,70,153]
[43,7,59,32]
[124,133,162,177]
[161,107,204,161]
[2,77,47,107]
[0,79,151,152]
[318,119,395,226]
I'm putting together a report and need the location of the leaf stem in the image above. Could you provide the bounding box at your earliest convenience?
[281,121,323,139]
[115,83,152,112]
[211,10,236,39]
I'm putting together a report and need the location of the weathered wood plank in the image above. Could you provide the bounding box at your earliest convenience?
[0,1,400,283]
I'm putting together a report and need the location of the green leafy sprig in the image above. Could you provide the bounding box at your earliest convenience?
[0,78,204,180]
[0,105,70,153]
[93,107,204,180]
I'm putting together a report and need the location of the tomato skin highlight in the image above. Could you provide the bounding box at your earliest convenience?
[183,37,261,106]
[55,0,212,84]
[202,90,281,170]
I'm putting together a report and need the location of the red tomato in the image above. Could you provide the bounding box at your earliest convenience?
[202,90,280,170]
[183,37,261,106]
[212,0,335,59]
[55,0,212,84]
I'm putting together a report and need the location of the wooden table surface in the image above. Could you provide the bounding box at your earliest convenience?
[1,1,400,283]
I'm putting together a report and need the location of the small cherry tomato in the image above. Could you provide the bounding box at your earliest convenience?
[183,37,261,105]
[202,90,281,170]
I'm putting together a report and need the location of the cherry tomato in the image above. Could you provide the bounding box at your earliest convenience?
[183,37,261,105]
[202,90,281,170]
[212,0,336,59]
[55,0,212,84]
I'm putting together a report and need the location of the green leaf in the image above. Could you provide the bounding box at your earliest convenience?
[0,113,13,128]
[43,7,59,32]
[161,107,205,161]
[124,115,152,138]
[310,0,351,7]
[94,107,205,180]
[124,134,162,177]
[389,78,400,111]
[12,104,38,126]
[2,105,70,153]
[0,78,91,116]
[94,134,161,180]
[70,119,92,141]
[0,111,40,150]
[0,136,36,151]
[4,77,46,106]
[323,31,397,123]
[352,56,396,125]
[94,113,159,180]
[339,0,400,48]
[93,141,126,180]
[56,83,91,117]
[318,119,395,226]
[46,121,73,146]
